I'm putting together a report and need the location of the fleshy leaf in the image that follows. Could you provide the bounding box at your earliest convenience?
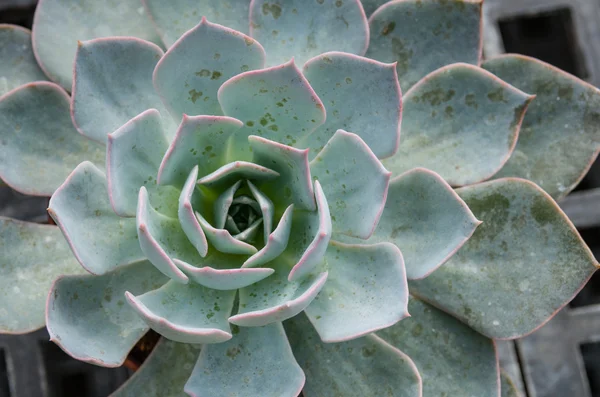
[219,60,326,160]
[154,17,266,119]
[136,187,201,283]
[243,204,294,268]
[310,130,390,239]
[178,166,208,257]
[185,323,304,397]
[249,0,369,67]
[302,52,401,159]
[305,241,408,342]
[0,82,104,196]
[46,261,168,367]
[247,180,274,240]
[174,257,274,290]
[383,63,533,186]
[32,0,161,89]
[378,297,499,396]
[125,280,235,344]
[230,264,328,327]
[72,37,175,143]
[234,218,263,242]
[287,181,331,282]
[366,0,482,91]
[48,162,144,275]
[112,339,201,397]
[0,25,47,95]
[355,168,480,280]
[286,313,422,397]
[213,180,243,229]
[157,115,243,187]
[483,54,600,199]
[0,218,85,334]
[250,135,316,211]
[501,370,522,397]
[143,0,251,46]
[410,178,599,339]
[196,212,258,255]
[197,161,279,189]
[107,109,178,217]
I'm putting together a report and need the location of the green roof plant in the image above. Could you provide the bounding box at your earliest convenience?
[0,0,599,396]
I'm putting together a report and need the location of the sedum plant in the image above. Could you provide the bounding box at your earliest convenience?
[1,0,599,396]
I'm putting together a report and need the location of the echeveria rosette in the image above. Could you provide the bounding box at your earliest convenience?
[0,1,598,396]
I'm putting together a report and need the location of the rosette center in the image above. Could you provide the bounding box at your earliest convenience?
[225,194,263,243]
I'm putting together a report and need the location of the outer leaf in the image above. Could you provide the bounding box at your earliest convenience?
[366,0,482,91]
[157,115,243,187]
[243,204,294,268]
[143,0,251,46]
[46,262,168,367]
[154,18,265,119]
[285,313,422,397]
[310,130,390,239]
[356,168,480,280]
[378,297,500,397]
[501,370,522,397]
[107,109,178,217]
[287,181,331,281]
[71,37,174,143]
[174,256,274,290]
[483,54,600,199]
[185,323,304,397]
[49,162,144,275]
[126,280,235,344]
[250,135,316,211]
[410,178,599,339]
[249,0,369,67]
[112,339,201,397]
[305,241,408,342]
[0,82,104,196]
[230,264,328,327]
[178,166,208,257]
[302,52,401,159]
[0,25,47,96]
[383,63,533,186]
[218,60,326,160]
[32,0,161,89]
[0,218,84,334]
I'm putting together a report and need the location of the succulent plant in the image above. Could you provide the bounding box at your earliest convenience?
[1,0,599,396]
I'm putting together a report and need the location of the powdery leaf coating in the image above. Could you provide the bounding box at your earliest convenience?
[0,82,104,196]
[0,218,85,334]
[49,162,144,275]
[46,261,168,367]
[378,297,499,397]
[126,280,236,344]
[112,338,201,397]
[154,18,265,119]
[305,241,409,342]
[483,54,600,199]
[285,313,422,397]
[185,323,305,397]
[310,130,390,239]
[32,0,161,89]
[71,37,175,143]
[158,115,243,187]
[249,0,369,67]
[143,0,252,47]
[410,178,599,339]
[383,63,533,186]
[0,25,47,96]
[218,60,325,160]
[351,168,480,280]
[366,0,482,91]
[302,52,401,159]
[230,263,328,327]
[107,109,178,217]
